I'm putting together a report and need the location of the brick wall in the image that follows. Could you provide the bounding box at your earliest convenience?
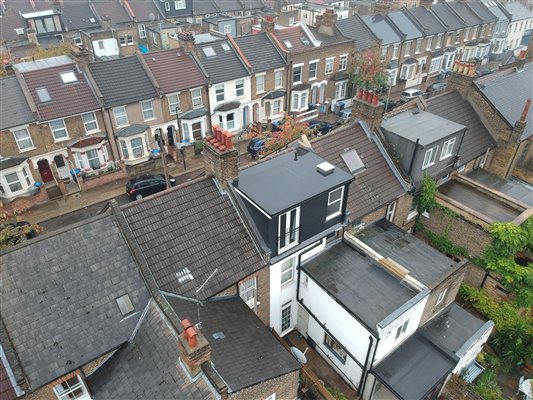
[160,87,209,123]
[202,142,238,188]
[228,370,299,400]
[462,263,510,303]
[80,168,127,191]
[1,187,49,214]
[394,193,416,230]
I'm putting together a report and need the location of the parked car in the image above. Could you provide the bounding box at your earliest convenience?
[476,66,492,77]
[336,108,352,124]
[308,120,334,136]
[126,174,176,200]
[426,81,448,93]
[271,120,285,132]
[247,138,267,159]
[400,89,424,103]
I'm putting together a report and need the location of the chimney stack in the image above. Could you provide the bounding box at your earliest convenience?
[447,60,478,99]
[352,90,385,131]
[315,9,338,37]
[178,319,211,378]
[203,125,239,188]
[372,1,391,15]
[261,15,275,33]
[178,31,195,53]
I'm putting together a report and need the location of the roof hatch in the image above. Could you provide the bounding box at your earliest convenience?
[317,161,335,176]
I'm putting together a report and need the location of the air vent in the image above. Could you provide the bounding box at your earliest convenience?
[176,267,194,283]
[412,109,420,115]
[317,161,335,176]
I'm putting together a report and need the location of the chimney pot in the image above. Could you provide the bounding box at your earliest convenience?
[520,99,532,122]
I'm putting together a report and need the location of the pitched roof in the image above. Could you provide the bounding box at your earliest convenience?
[274,24,318,54]
[0,157,28,170]
[121,177,265,300]
[447,2,483,27]
[336,14,379,51]
[126,0,163,22]
[466,1,497,24]
[233,32,286,73]
[407,6,447,35]
[142,50,206,93]
[425,90,496,164]
[193,0,219,15]
[0,77,34,130]
[89,56,158,107]
[88,300,218,400]
[92,0,132,24]
[475,61,533,140]
[312,122,406,222]
[195,39,249,84]
[430,3,465,31]
[0,214,151,389]
[17,60,100,121]
[0,14,27,42]
[167,296,301,393]
[503,2,531,22]
[361,14,402,45]
[388,9,424,40]
[212,0,244,13]
[61,3,100,31]
[2,0,34,14]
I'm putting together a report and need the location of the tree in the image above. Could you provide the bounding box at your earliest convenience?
[249,115,312,156]
[0,209,41,251]
[30,43,72,60]
[415,174,438,213]
[348,49,389,92]
[481,218,533,307]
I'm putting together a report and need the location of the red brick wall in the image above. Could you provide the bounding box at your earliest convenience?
[80,169,127,191]
[1,187,49,214]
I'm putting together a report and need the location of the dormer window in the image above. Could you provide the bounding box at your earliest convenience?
[326,187,344,220]
[278,207,300,254]
[60,71,77,84]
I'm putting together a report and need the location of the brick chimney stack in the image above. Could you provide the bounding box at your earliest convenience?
[178,319,211,378]
[447,60,478,99]
[315,9,337,37]
[261,15,275,33]
[352,89,385,131]
[178,31,195,53]
[373,1,391,15]
[203,125,239,188]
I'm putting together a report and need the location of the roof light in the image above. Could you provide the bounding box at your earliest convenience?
[341,149,365,174]
[202,47,216,57]
[176,267,194,283]
[116,294,135,316]
[221,43,230,51]
[317,161,335,176]
[60,71,78,83]
[36,87,52,102]
[284,40,293,48]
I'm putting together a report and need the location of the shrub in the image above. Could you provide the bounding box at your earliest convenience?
[471,370,504,400]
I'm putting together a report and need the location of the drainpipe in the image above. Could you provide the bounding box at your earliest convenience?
[296,240,323,302]
[454,128,466,169]
[359,335,374,390]
[361,335,381,396]
[286,60,293,115]
[105,108,120,162]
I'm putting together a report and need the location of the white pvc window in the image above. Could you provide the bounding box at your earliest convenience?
[274,70,283,88]
[386,202,396,222]
[273,99,282,116]
[53,375,90,400]
[168,93,181,114]
[215,84,225,102]
[280,257,295,285]
[13,127,34,151]
[326,187,343,219]
[339,54,348,71]
[235,79,244,97]
[292,64,303,83]
[309,60,318,80]
[50,119,69,141]
[281,301,292,332]
[191,88,203,108]
[325,57,334,74]
[324,332,347,364]
[278,207,300,253]
[113,106,128,127]
[256,74,265,93]
[82,112,98,133]
[175,0,185,9]
[392,44,399,59]
[138,23,146,39]
[440,138,456,160]
[334,81,347,99]
[395,320,409,341]
[141,100,154,120]
[239,276,257,308]
[131,137,144,157]
[422,146,438,169]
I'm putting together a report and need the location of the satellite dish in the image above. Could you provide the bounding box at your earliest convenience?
[290,347,308,364]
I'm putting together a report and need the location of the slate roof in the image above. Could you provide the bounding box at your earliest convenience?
[114,124,148,138]
[274,25,318,54]
[142,50,206,93]
[425,90,496,164]
[361,14,402,45]
[302,242,418,331]
[388,9,424,40]
[356,219,463,288]
[0,214,151,389]
[503,2,531,21]
[193,0,219,15]
[195,39,249,84]
[89,56,158,107]
[213,0,244,13]
[372,333,456,400]
[312,121,407,222]
[447,2,482,27]
[167,296,301,393]
[483,1,509,23]
[308,26,353,46]
[0,157,28,170]
[17,61,100,121]
[336,15,379,51]
[430,3,465,31]
[0,14,27,42]
[381,109,466,146]
[467,1,497,24]
[236,149,354,215]
[407,6,447,35]
[2,0,34,14]
[234,32,286,73]
[475,61,533,140]
[127,0,163,22]
[61,3,100,31]
[88,300,217,400]
[121,177,265,300]
[0,77,34,130]
[92,0,132,24]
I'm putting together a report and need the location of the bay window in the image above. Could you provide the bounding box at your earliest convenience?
[334,81,347,100]
[272,99,282,116]
[429,57,442,73]
[0,160,35,198]
[291,91,308,112]
[400,64,416,80]
[131,137,144,157]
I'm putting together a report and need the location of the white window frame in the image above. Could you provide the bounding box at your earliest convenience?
[52,375,91,400]
[280,256,295,285]
[400,64,416,80]
[440,138,456,160]
[239,276,257,308]
[113,106,128,127]
[141,99,155,121]
[168,93,181,114]
[215,84,225,102]
[426,35,433,51]
[2,165,34,196]
[415,38,421,54]
[272,99,282,116]
[326,186,344,220]
[392,43,399,59]
[82,112,99,134]
[404,41,412,56]
[280,301,292,333]
[429,56,442,73]
[436,33,443,49]
[325,57,335,74]
[175,0,185,10]
[49,119,69,142]
[12,127,34,152]
[324,332,347,364]
[308,59,319,80]
[235,79,244,97]
[422,146,438,169]
[165,1,170,11]
[334,81,347,100]
[191,88,203,108]
[381,46,388,61]
[255,73,265,94]
[265,394,276,400]
[339,54,348,71]
[436,288,448,306]
[386,201,396,222]
[274,69,283,88]
[138,23,146,39]
[292,63,303,84]
[223,24,232,34]
[278,207,300,253]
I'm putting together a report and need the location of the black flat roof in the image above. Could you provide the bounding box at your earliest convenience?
[373,333,456,400]
[236,150,353,215]
[301,242,417,330]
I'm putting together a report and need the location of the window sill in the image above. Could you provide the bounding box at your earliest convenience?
[256,91,265,95]
[422,162,435,170]
[85,130,100,135]
[54,138,70,143]
[281,278,294,287]
[440,155,453,161]
[18,147,36,153]
[407,211,418,222]
[116,124,129,129]
[143,117,156,122]
[325,211,341,221]
[309,77,317,81]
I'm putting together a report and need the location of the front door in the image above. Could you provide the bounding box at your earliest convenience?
[37,159,54,183]
[54,154,70,179]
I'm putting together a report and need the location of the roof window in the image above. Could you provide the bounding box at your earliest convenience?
[60,71,78,83]
[284,40,293,48]
[221,43,230,51]
[202,47,216,57]
[116,294,135,316]
[176,267,194,283]
[341,149,365,174]
[36,87,52,102]
[89,17,97,23]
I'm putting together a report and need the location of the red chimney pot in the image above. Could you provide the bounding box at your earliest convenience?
[520,99,532,122]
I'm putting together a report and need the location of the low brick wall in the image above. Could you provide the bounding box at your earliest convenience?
[80,169,127,191]
[1,188,49,215]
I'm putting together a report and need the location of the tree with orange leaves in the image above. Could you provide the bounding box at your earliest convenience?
[349,49,389,92]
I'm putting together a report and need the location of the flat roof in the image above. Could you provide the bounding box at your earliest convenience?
[301,242,416,330]
[356,219,463,288]
[439,180,523,222]
[381,109,465,146]
[12,55,72,73]
[467,169,533,207]
[236,150,353,215]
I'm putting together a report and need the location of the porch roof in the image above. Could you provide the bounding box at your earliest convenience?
[114,124,148,138]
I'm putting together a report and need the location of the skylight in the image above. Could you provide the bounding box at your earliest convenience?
[89,17,97,23]
[202,47,216,57]
[284,40,293,48]
[341,149,365,174]
[221,43,230,51]
[116,294,135,316]
[36,87,52,103]
[60,71,78,83]
[176,267,194,283]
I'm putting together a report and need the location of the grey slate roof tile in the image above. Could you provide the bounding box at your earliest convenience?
[447,2,483,27]
[88,301,217,400]
[61,3,100,31]
[407,7,447,35]
[234,33,286,73]
[0,215,151,389]
[466,1,497,24]
[0,77,34,130]
[195,39,249,84]
[89,56,158,107]
[121,177,265,300]
[92,1,132,24]
[336,15,379,51]
[361,14,402,45]
[193,0,219,15]
[388,9,424,40]
[425,90,496,163]
[167,296,301,393]
[430,3,465,31]
[0,14,27,43]
[312,121,406,222]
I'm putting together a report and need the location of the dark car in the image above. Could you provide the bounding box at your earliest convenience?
[476,66,492,77]
[426,81,448,93]
[308,120,334,136]
[384,99,399,112]
[126,174,176,200]
[247,138,266,159]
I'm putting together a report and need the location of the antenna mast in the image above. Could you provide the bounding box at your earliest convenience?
[195,268,218,329]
